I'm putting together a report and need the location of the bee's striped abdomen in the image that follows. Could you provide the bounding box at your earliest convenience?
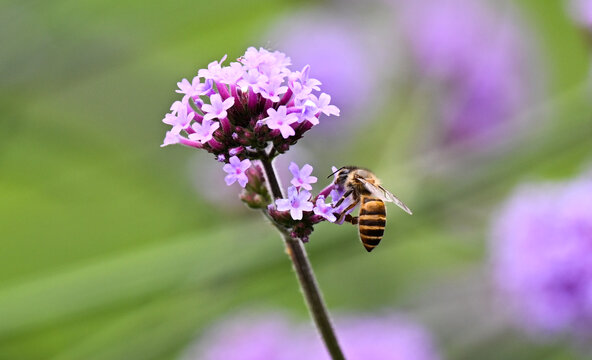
[358,197,386,252]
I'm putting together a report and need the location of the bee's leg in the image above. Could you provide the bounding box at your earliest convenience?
[344,214,358,225]
[336,199,359,224]
[334,189,354,208]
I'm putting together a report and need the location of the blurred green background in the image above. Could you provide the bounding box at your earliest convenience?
[1,0,591,359]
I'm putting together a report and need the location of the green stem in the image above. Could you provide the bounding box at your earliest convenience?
[260,156,346,360]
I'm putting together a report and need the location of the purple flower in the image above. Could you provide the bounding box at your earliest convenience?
[260,76,288,102]
[312,93,340,117]
[201,94,234,121]
[263,106,299,139]
[223,156,252,188]
[185,312,442,360]
[275,186,313,220]
[237,68,269,93]
[188,119,220,144]
[160,131,180,147]
[162,106,194,134]
[313,196,337,222]
[297,100,320,125]
[218,62,244,84]
[176,77,203,98]
[397,0,538,144]
[289,162,317,190]
[568,0,592,28]
[197,55,227,81]
[490,176,592,335]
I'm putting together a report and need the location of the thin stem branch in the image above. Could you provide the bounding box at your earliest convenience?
[260,156,346,360]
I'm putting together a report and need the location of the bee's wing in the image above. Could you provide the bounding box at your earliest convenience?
[358,178,413,215]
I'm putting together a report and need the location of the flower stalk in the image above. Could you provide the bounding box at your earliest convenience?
[260,155,346,360]
[161,47,345,359]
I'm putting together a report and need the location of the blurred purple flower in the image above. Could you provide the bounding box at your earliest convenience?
[186,312,441,360]
[568,0,592,29]
[490,176,592,335]
[268,14,379,136]
[397,0,537,144]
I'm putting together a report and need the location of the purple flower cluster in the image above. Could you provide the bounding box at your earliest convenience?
[490,176,592,335]
[185,312,441,360]
[161,47,339,188]
[270,164,357,241]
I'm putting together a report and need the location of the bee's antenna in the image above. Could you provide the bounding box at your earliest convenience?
[327,166,345,179]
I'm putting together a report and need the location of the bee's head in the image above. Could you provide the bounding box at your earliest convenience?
[328,166,355,186]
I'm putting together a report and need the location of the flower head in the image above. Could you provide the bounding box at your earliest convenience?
[223,156,252,188]
[275,186,313,220]
[289,162,317,190]
[161,47,340,183]
[490,176,592,335]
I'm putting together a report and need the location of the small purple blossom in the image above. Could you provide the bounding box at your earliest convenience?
[237,69,268,93]
[188,119,220,144]
[176,77,203,98]
[289,162,317,190]
[223,156,252,188]
[490,176,592,335]
[313,196,337,222]
[160,130,180,147]
[218,62,244,84]
[197,55,227,81]
[275,186,313,220]
[263,106,299,139]
[297,100,320,125]
[260,76,288,102]
[201,94,234,121]
[162,106,194,134]
[312,93,340,116]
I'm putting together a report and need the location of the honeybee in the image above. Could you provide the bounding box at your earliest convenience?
[330,166,412,252]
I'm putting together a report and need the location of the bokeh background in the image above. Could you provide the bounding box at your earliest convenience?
[1,0,591,359]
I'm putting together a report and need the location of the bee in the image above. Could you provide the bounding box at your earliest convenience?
[329,166,412,252]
